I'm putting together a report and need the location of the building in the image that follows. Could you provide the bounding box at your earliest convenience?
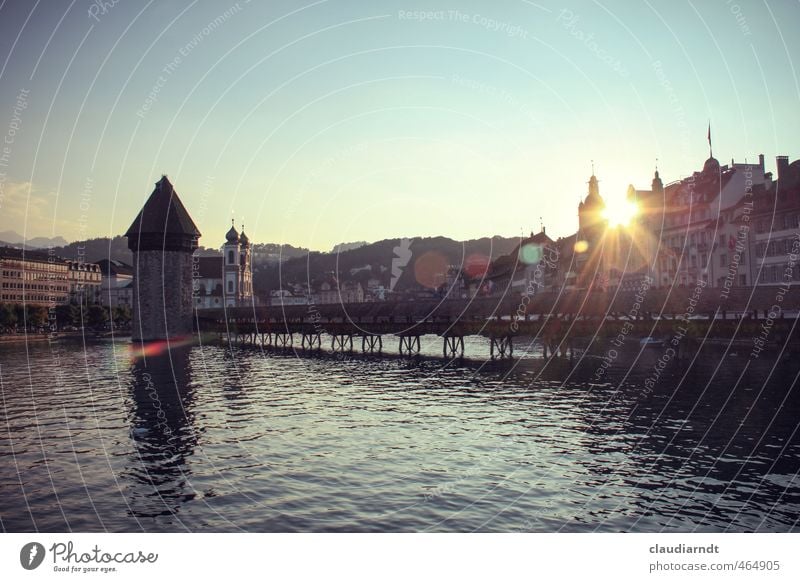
[632,154,771,288]
[573,172,608,289]
[488,228,557,295]
[67,260,102,303]
[125,175,200,341]
[269,289,309,306]
[97,259,133,308]
[750,156,800,286]
[192,256,224,309]
[222,222,253,307]
[190,223,255,309]
[312,278,364,304]
[0,246,101,306]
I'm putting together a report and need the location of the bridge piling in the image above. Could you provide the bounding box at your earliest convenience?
[301,333,321,350]
[331,334,353,352]
[443,336,464,358]
[490,336,513,359]
[399,335,421,356]
[361,335,382,354]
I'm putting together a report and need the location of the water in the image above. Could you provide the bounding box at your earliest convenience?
[1,335,798,532]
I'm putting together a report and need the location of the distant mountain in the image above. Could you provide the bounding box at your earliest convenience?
[254,235,521,294]
[17,233,521,295]
[49,236,133,263]
[43,236,309,265]
[0,230,68,248]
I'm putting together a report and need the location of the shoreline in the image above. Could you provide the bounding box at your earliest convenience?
[0,331,132,344]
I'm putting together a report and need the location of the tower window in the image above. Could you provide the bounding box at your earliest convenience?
[227,280,233,293]
[228,250,234,264]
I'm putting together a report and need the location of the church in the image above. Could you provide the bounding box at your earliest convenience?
[192,221,254,309]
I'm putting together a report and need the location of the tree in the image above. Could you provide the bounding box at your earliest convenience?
[55,304,80,329]
[113,305,131,325]
[26,305,49,329]
[86,304,109,329]
[13,304,25,327]
[0,303,18,331]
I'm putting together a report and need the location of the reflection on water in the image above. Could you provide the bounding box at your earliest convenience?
[0,337,798,532]
[126,347,197,525]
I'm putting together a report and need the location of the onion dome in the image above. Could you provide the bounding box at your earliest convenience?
[703,156,720,175]
[225,220,239,244]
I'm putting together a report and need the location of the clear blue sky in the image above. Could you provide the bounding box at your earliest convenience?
[0,0,798,250]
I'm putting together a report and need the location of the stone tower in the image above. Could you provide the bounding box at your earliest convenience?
[125,176,200,341]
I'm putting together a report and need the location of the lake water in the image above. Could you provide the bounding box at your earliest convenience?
[1,335,798,532]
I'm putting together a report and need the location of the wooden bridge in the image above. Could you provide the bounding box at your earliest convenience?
[194,286,800,358]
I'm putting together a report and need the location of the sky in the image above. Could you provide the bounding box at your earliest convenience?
[0,0,798,251]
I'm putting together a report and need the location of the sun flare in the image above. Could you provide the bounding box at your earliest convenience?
[602,199,639,227]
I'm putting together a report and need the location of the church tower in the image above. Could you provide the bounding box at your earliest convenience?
[651,168,664,198]
[238,226,253,303]
[125,176,200,341]
[223,220,240,307]
[576,170,607,289]
[578,172,607,241]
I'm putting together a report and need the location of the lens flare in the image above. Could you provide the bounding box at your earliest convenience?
[602,199,639,227]
[519,243,542,264]
[414,251,449,289]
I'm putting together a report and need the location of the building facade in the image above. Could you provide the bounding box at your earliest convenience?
[223,223,253,307]
[97,259,134,309]
[1,246,100,306]
[750,156,800,286]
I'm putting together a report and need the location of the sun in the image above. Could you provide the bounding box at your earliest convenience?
[602,199,639,227]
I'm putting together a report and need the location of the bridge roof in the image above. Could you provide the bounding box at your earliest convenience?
[197,286,800,322]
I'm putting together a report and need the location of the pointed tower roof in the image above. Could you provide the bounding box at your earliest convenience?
[126,176,200,252]
[239,224,250,247]
[225,219,240,244]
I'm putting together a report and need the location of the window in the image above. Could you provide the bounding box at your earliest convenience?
[739,275,747,286]
[228,250,234,264]
[720,254,727,267]
[227,280,233,293]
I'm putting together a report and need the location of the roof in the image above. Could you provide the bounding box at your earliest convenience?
[0,245,68,264]
[487,230,557,282]
[196,256,223,279]
[225,223,239,243]
[96,258,133,277]
[125,176,201,247]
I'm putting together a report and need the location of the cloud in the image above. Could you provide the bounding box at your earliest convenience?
[0,180,70,238]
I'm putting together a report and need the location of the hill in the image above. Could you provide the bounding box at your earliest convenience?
[253,235,520,293]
